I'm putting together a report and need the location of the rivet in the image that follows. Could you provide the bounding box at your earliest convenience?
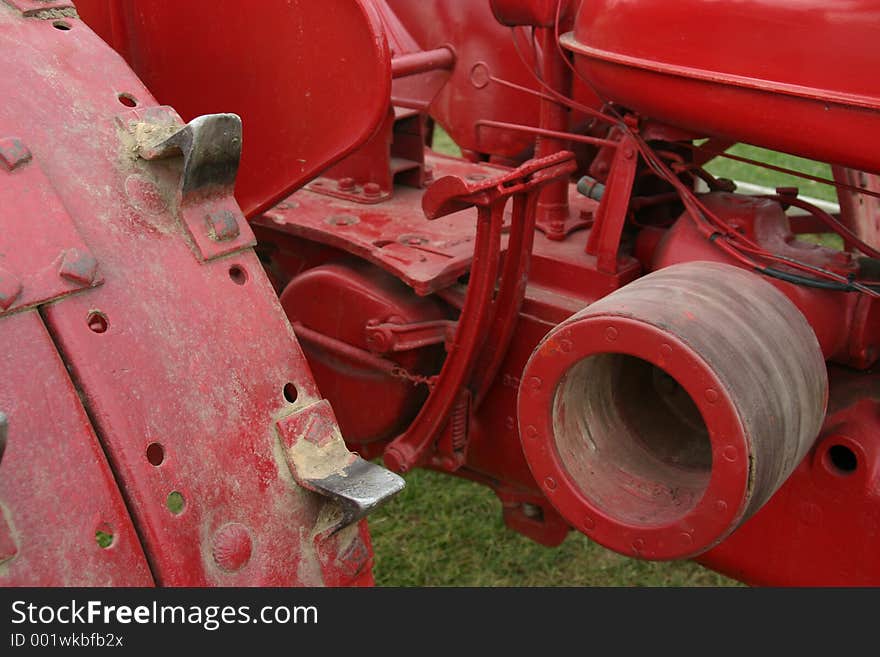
[705,388,719,404]
[525,425,538,440]
[632,538,645,554]
[559,338,573,353]
[605,326,619,342]
[544,476,557,491]
[336,534,370,578]
[363,182,382,198]
[659,343,673,359]
[337,177,356,192]
[722,445,738,462]
[714,500,728,514]
[206,210,240,242]
[0,137,32,171]
[326,214,359,226]
[58,248,98,286]
[212,523,253,572]
[399,234,428,246]
[0,267,22,311]
[528,376,542,390]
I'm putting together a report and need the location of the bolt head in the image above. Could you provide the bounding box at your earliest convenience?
[326,214,359,226]
[207,210,241,242]
[398,234,428,246]
[365,328,390,353]
[0,267,22,311]
[0,138,31,171]
[58,249,99,286]
[363,182,382,197]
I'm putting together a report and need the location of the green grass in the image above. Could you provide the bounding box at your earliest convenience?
[369,133,838,587]
[705,143,836,202]
[371,469,737,586]
[430,124,461,158]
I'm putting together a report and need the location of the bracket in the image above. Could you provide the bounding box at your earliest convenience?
[277,400,405,533]
[132,109,256,261]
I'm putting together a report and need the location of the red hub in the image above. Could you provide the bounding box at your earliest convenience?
[518,262,828,559]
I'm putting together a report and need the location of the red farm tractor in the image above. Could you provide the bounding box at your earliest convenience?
[1,0,878,586]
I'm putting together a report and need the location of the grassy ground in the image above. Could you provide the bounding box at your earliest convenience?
[371,469,736,586]
[369,134,838,587]
[704,143,836,202]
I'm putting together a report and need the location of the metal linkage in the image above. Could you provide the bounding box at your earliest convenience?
[364,318,457,354]
[382,151,576,473]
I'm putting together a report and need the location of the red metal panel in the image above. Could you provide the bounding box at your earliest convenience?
[0,311,153,586]
[1,7,374,586]
[258,154,511,296]
[572,0,880,97]
[76,0,393,218]
[699,369,880,585]
[0,137,101,314]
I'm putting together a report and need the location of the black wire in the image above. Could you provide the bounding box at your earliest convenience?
[761,267,880,293]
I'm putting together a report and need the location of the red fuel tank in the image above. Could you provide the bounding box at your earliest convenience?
[562,0,880,173]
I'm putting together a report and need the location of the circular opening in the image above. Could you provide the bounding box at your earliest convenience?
[553,353,713,527]
[166,491,185,515]
[87,311,109,334]
[95,528,114,549]
[53,20,72,31]
[283,383,298,404]
[229,265,248,285]
[827,444,857,475]
[146,442,165,466]
[117,93,138,108]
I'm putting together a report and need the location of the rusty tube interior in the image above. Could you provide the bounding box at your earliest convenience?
[554,353,713,527]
